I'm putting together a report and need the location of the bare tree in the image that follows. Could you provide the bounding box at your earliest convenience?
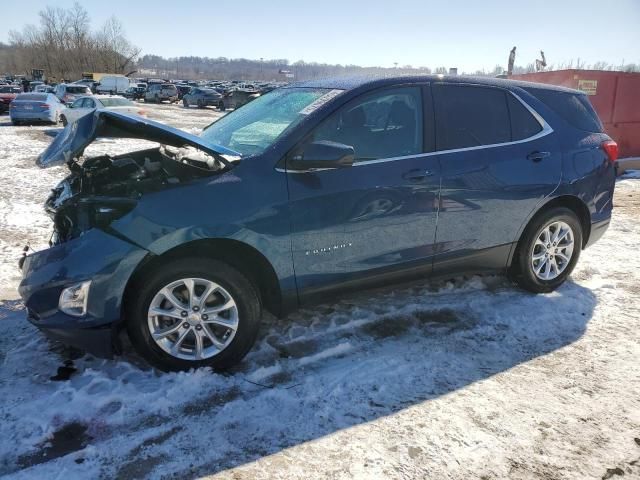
[2,3,139,81]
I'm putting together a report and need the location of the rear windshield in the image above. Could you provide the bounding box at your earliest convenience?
[100,98,133,107]
[16,93,47,101]
[0,86,21,93]
[162,85,177,91]
[525,88,603,133]
[66,85,91,94]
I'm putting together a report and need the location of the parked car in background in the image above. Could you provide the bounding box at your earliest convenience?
[145,83,178,103]
[219,89,261,110]
[29,81,44,92]
[176,84,191,100]
[9,92,65,125]
[182,87,224,109]
[123,83,147,100]
[34,84,55,93]
[0,85,22,114]
[96,75,130,94]
[54,83,92,105]
[73,79,99,93]
[60,95,146,126]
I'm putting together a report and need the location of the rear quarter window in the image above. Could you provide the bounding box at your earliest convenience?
[524,88,603,133]
[507,94,543,140]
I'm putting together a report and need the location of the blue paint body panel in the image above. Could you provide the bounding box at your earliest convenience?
[19,75,617,357]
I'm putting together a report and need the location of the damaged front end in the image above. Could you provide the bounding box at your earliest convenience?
[19,111,242,357]
[39,110,241,245]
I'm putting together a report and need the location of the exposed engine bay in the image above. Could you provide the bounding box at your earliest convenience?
[46,145,228,245]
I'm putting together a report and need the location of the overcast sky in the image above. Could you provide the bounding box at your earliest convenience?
[1,0,639,72]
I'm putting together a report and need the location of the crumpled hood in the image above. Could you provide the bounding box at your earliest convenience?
[37,109,241,167]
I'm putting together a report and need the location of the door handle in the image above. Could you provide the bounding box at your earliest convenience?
[402,169,434,182]
[527,151,551,162]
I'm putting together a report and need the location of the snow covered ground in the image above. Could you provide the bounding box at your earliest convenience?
[0,103,639,480]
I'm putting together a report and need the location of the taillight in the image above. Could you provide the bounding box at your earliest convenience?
[601,140,618,162]
[39,102,50,110]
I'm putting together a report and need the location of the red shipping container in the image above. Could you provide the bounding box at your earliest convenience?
[512,70,640,158]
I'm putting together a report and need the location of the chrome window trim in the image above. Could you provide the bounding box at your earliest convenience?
[280,89,553,173]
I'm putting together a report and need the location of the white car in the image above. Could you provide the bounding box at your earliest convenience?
[60,95,146,126]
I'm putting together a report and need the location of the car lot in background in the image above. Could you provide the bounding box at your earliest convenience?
[60,95,146,126]
[54,83,92,105]
[9,92,65,125]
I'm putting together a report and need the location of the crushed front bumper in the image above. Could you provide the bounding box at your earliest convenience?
[19,228,148,357]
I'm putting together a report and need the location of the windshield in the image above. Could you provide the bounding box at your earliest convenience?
[100,97,133,107]
[0,86,20,93]
[200,87,340,156]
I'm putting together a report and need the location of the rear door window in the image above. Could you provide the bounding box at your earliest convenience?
[433,84,511,150]
[311,86,424,161]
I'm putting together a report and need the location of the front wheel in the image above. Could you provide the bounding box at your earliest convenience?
[126,257,262,371]
[183,98,189,108]
[511,207,582,293]
[60,114,68,127]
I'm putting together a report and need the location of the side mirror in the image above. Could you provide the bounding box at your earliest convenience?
[289,140,355,170]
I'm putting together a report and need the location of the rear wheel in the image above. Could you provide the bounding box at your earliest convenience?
[197,99,205,109]
[218,101,226,111]
[126,257,262,371]
[60,114,68,127]
[511,207,582,293]
[183,98,189,108]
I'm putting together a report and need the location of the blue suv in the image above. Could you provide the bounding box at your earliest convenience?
[20,75,617,371]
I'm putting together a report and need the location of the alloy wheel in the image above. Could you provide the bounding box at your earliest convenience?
[531,221,575,281]
[147,278,239,361]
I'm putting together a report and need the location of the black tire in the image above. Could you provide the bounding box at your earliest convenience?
[218,101,226,111]
[197,99,204,109]
[126,257,262,372]
[183,98,189,108]
[60,114,68,127]
[511,207,582,293]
